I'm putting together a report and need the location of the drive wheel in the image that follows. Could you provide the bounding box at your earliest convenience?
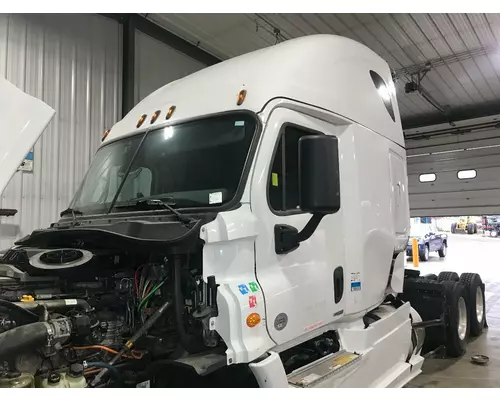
[451,223,457,233]
[419,245,429,262]
[442,281,469,357]
[467,224,474,234]
[459,273,486,337]
[438,242,447,258]
[438,271,459,282]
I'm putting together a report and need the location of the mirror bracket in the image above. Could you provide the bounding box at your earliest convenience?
[274,213,326,255]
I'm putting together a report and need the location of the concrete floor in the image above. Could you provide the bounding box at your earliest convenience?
[406,233,500,388]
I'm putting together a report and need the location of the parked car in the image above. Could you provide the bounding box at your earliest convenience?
[407,223,448,261]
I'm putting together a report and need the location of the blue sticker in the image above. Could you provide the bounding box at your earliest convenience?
[238,284,250,295]
[351,282,361,292]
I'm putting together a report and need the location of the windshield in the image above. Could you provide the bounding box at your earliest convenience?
[410,224,430,237]
[69,113,257,215]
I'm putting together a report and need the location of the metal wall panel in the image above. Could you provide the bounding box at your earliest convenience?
[134,31,205,104]
[0,14,122,249]
[407,126,500,217]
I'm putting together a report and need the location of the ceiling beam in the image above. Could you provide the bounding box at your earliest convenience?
[402,100,500,130]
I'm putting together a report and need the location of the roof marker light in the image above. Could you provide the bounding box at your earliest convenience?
[237,90,247,106]
[165,106,176,120]
[150,110,161,124]
[137,114,147,128]
[102,129,110,142]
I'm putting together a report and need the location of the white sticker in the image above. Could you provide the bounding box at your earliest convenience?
[136,380,150,388]
[65,299,78,305]
[234,121,245,127]
[209,192,223,204]
[350,272,361,292]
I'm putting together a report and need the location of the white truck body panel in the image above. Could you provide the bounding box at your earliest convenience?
[0,77,55,195]
[100,34,411,371]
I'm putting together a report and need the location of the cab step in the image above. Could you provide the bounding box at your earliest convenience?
[287,350,362,388]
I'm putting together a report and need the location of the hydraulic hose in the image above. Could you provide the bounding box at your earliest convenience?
[0,322,49,361]
[0,299,39,326]
[13,299,92,313]
[174,255,205,354]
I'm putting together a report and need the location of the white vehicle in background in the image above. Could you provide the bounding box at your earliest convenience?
[0,35,487,388]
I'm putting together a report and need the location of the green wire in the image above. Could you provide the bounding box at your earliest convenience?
[138,280,166,311]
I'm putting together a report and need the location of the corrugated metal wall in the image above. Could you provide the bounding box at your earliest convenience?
[134,31,205,104]
[0,14,122,249]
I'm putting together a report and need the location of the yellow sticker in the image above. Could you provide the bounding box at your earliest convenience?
[272,173,279,187]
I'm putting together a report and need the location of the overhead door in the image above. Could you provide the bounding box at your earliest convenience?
[406,118,500,217]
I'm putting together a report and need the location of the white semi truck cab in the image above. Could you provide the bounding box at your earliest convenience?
[0,35,487,388]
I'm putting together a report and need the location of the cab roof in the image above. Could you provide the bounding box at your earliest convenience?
[106,34,403,147]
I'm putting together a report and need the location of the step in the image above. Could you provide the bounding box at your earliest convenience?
[287,350,362,388]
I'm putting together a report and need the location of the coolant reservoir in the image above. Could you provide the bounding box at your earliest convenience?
[38,364,87,388]
[0,371,35,388]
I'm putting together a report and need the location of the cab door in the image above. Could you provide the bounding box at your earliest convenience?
[250,108,345,346]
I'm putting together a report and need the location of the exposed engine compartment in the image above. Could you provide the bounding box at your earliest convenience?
[0,237,223,388]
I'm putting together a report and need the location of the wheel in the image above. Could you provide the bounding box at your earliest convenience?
[438,242,447,258]
[423,273,438,280]
[467,224,474,234]
[419,245,429,262]
[442,281,469,357]
[474,225,478,234]
[438,271,459,282]
[492,230,498,238]
[451,223,457,233]
[459,273,486,337]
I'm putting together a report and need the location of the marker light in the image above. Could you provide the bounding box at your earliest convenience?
[102,129,110,142]
[137,114,147,128]
[237,90,247,106]
[150,110,161,124]
[246,312,261,328]
[165,106,176,120]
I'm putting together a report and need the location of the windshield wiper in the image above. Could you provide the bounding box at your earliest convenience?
[114,199,194,225]
[60,207,84,217]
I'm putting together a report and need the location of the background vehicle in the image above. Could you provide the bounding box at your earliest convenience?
[451,216,477,235]
[0,35,486,389]
[407,224,447,261]
[482,215,500,238]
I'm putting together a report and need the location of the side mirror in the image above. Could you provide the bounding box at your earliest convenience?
[299,135,340,214]
[275,134,340,255]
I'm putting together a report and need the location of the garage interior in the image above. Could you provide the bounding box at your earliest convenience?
[1,13,500,388]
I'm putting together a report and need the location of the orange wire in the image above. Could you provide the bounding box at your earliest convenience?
[72,345,143,359]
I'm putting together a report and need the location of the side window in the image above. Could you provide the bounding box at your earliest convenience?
[269,125,317,212]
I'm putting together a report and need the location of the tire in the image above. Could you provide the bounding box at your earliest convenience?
[438,242,447,258]
[438,271,460,282]
[419,245,429,262]
[474,225,478,234]
[459,273,486,337]
[442,281,469,357]
[467,224,474,234]
[451,223,457,233]
[423,273,438,280]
